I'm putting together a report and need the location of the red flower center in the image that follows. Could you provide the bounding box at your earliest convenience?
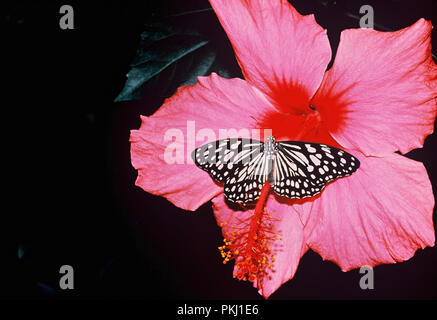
[260,106,342,147]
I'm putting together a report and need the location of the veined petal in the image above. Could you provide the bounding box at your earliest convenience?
[295,153,435,271]
[209,0,331,114]
[212,193,306,298]
[313,19,437,156]
[130,73,276,211]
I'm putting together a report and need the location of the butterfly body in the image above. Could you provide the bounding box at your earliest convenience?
[264,135,277,185]
[192,136,359,204]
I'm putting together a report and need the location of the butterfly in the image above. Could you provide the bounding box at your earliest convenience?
[192,136,360,204]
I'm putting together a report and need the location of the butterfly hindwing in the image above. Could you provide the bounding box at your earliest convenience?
[273,141,360,199]
[223,149,268,203]
[272,150,320,198]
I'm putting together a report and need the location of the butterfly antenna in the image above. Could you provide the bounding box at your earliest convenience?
[249,115,261,127]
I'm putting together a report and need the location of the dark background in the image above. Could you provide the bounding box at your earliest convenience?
[5,0,437,300]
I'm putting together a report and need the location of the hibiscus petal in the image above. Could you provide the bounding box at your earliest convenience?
[209,0,331,113]
[313,19,437,156]
[212,194,306,298]
[130,73,276,211]
[295,153,435,271]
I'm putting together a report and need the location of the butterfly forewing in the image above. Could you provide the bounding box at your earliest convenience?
[273,141,360,198]
[192,138,258,182]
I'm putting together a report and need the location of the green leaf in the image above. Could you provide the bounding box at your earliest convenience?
[18,245,24,260]
[115,22,212,102]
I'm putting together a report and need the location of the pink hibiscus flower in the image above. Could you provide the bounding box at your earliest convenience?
[130,0,437,298]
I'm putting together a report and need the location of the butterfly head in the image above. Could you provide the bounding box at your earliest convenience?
[266,135,275,143]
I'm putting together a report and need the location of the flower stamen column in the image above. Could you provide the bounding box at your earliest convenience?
[219,181,280,283]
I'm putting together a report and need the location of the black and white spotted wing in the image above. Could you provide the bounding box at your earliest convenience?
[191,138,360,204]
[272,141,359,199]
[192,138,267,203]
